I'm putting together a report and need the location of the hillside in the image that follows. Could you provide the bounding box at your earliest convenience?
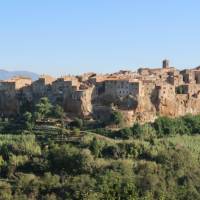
[0,69,39,80]
[0,97,199,199]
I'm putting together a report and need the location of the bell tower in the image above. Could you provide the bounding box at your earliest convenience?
[162,59,169,69]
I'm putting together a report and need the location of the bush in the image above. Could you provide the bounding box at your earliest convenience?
[40,172,61,191]
[63,175,97,200]
[153,116,189,136]
[90,137,105,158]
[132,123,156,140]
[96,171,138,200]
[102,145,120,159]
[0,181,12,200]
[48,144,94,174]
[48,144,79,174]
[181,114,200,134]
[109,110,124,127]
[152,115,200,136]
[52,104,64,119]
[153,116,175,136]
[93,128,114,138]
[117,128,133,139]
[22,112,34,131]
[70,118,83,128]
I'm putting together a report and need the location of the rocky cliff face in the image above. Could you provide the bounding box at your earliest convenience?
[2,62,200,123]
[155,95,200,119]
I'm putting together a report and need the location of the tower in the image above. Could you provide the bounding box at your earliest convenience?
[162,59,170,69]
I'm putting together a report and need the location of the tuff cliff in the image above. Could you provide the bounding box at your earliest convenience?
[1,60,200,123]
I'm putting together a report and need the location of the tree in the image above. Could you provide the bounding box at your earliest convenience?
[0,181,12,200]
[48,144,79,174]
[153,116,190,136]
[153,116,176,136]
[41,172,61,192]
[132,123,142,136]
[34,97,53,121]
[63,175,97,200]
[110,110,124,126]
[90,137,104,158]
[70,118,83,128]
[132,123,156,141]
[23,112,34,131]
[77,149,94,174]
[16,173,40,198]
[96,171,138,200]
[118,128,133,139]
[182,114,200,134]
[52,104,64,119]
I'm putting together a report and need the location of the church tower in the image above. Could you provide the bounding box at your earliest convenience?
[162,59,170,69]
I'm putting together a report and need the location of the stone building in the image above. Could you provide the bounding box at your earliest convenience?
[1,60,200,123]
[0,76,32,116]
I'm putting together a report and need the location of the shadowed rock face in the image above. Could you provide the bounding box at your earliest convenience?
[2,61,200,123]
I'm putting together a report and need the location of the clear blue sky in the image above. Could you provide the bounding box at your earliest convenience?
[0,0,200,76]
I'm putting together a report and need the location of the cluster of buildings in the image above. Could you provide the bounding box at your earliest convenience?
[1,60,200,123]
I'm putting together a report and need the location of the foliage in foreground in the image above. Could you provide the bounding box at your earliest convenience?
[0,130,199,199]
[0,98,200,199]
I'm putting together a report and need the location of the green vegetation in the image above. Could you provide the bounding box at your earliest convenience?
[1,97,200,199]
[110,110,124,126]
[176,85,186,94]
[23,111,34,131]
[34,97,53,121]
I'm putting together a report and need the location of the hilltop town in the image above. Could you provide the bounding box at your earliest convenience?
[1,60,200,124]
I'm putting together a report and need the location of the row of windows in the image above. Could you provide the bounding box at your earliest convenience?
[106,85,129,89]
[106,85,139,90]
[72,93,86,100]
[106,81,138,87]
[119,91,128,95]
[117,90,137,95]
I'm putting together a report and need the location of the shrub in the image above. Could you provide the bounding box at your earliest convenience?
[153,116,175,136]
[182,114,200,134]
[40,172,61,191]
[90,137,104,158]
[132,123,156,140]
[109,110,124,127]
[48,144,94,174]
[0,181,12,200]
[63,175,97,200]
[23,112,34,131]
[102,145,120,159]
[117,128,133,139]
[96,171,138,200]
[70,118,83,128]
[52,104,64,119]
